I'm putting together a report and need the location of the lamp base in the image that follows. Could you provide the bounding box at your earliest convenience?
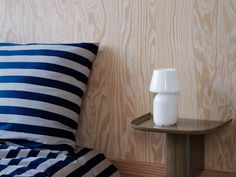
[153,93,178,126]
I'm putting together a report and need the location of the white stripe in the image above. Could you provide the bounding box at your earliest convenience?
[77,150,99,166]
[0,130,75,147]
[0,155,55,175]
[0,150,11,158]
[0,165,22,175]
[16,149,30,158]
[36,149,52,158]
[51,159,81,177]
[19,153,67,176]
[0,69,87,90]
[6,146,19,150]
[0,55,91,74]
[0,158,11,165]
[0,98,78,122]
[17,157,39,167]
[0,146,21,159]
[0,44,96,62]
[84,159,113,176]
[0,83,82,106]
[2,142,24,148]
[0,156,40,175]
[82,171,94,177]
[0,146,19,158]
[110,171,121,177]
[0,149,29,165]
[0,114,76,133]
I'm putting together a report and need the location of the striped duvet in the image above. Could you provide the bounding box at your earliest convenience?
[0,143,120,177]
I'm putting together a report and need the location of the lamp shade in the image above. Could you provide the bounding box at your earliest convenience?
[149,68,180,93]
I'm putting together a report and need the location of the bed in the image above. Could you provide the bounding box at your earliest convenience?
[0,42,121,176]
[0,143,120,177]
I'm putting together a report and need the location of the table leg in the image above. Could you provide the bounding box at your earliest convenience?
[166,134,204,177]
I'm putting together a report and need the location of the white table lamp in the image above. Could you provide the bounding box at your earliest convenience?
[149,68,180,126]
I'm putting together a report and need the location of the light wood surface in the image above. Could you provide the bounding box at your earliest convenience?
[0,0,235,173]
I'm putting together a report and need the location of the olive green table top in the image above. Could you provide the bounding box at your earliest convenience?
[131,113,232,135]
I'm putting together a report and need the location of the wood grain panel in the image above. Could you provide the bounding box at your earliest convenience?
[192,0,236,172]
[0,0,235,173]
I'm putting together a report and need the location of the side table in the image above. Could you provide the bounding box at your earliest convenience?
[131,113,232,177]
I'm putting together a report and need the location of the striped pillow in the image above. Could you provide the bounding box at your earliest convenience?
[0,43,99,152]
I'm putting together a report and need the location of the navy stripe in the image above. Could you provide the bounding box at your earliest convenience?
[4,139,74,153]
[0,62,88,83]
[0,43,23,46]
[64,43,99,55]
[6,149,19,158]
[67,154,106,177]
[0,145,26,150]
[0,43,99,55]
[7,158,49,176]
[47,152,59,159]
[0,164,8,173]
[8,157,25,165]
[5,149,19,158]
[0,76,84,97]
[96,165,118,177]
[0,50,93,69]
[34,156,74,177]
[27,149,40,157]
[0,123,75,141]
[0,144,13,149]
[0,106,77,129]
[73,148,92,158]
[33,172,50,177]
[0,90,80,114]
[6,145,26,150]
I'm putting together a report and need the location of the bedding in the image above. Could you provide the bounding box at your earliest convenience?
[0,42,99,152]
[0,143,120,177]
[0,43,121,176]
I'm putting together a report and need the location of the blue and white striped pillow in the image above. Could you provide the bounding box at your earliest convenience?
[0,43,99,152]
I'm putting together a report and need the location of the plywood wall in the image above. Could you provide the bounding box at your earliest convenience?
[0,0,235,173]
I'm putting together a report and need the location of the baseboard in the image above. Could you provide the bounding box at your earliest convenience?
[200,170,236,177]
[111,159,166,177]
[111,159,236,177]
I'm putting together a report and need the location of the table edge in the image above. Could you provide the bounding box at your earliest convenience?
[131,113,232,135]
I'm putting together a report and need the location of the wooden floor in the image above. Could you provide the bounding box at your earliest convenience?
[112,159,236,177]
